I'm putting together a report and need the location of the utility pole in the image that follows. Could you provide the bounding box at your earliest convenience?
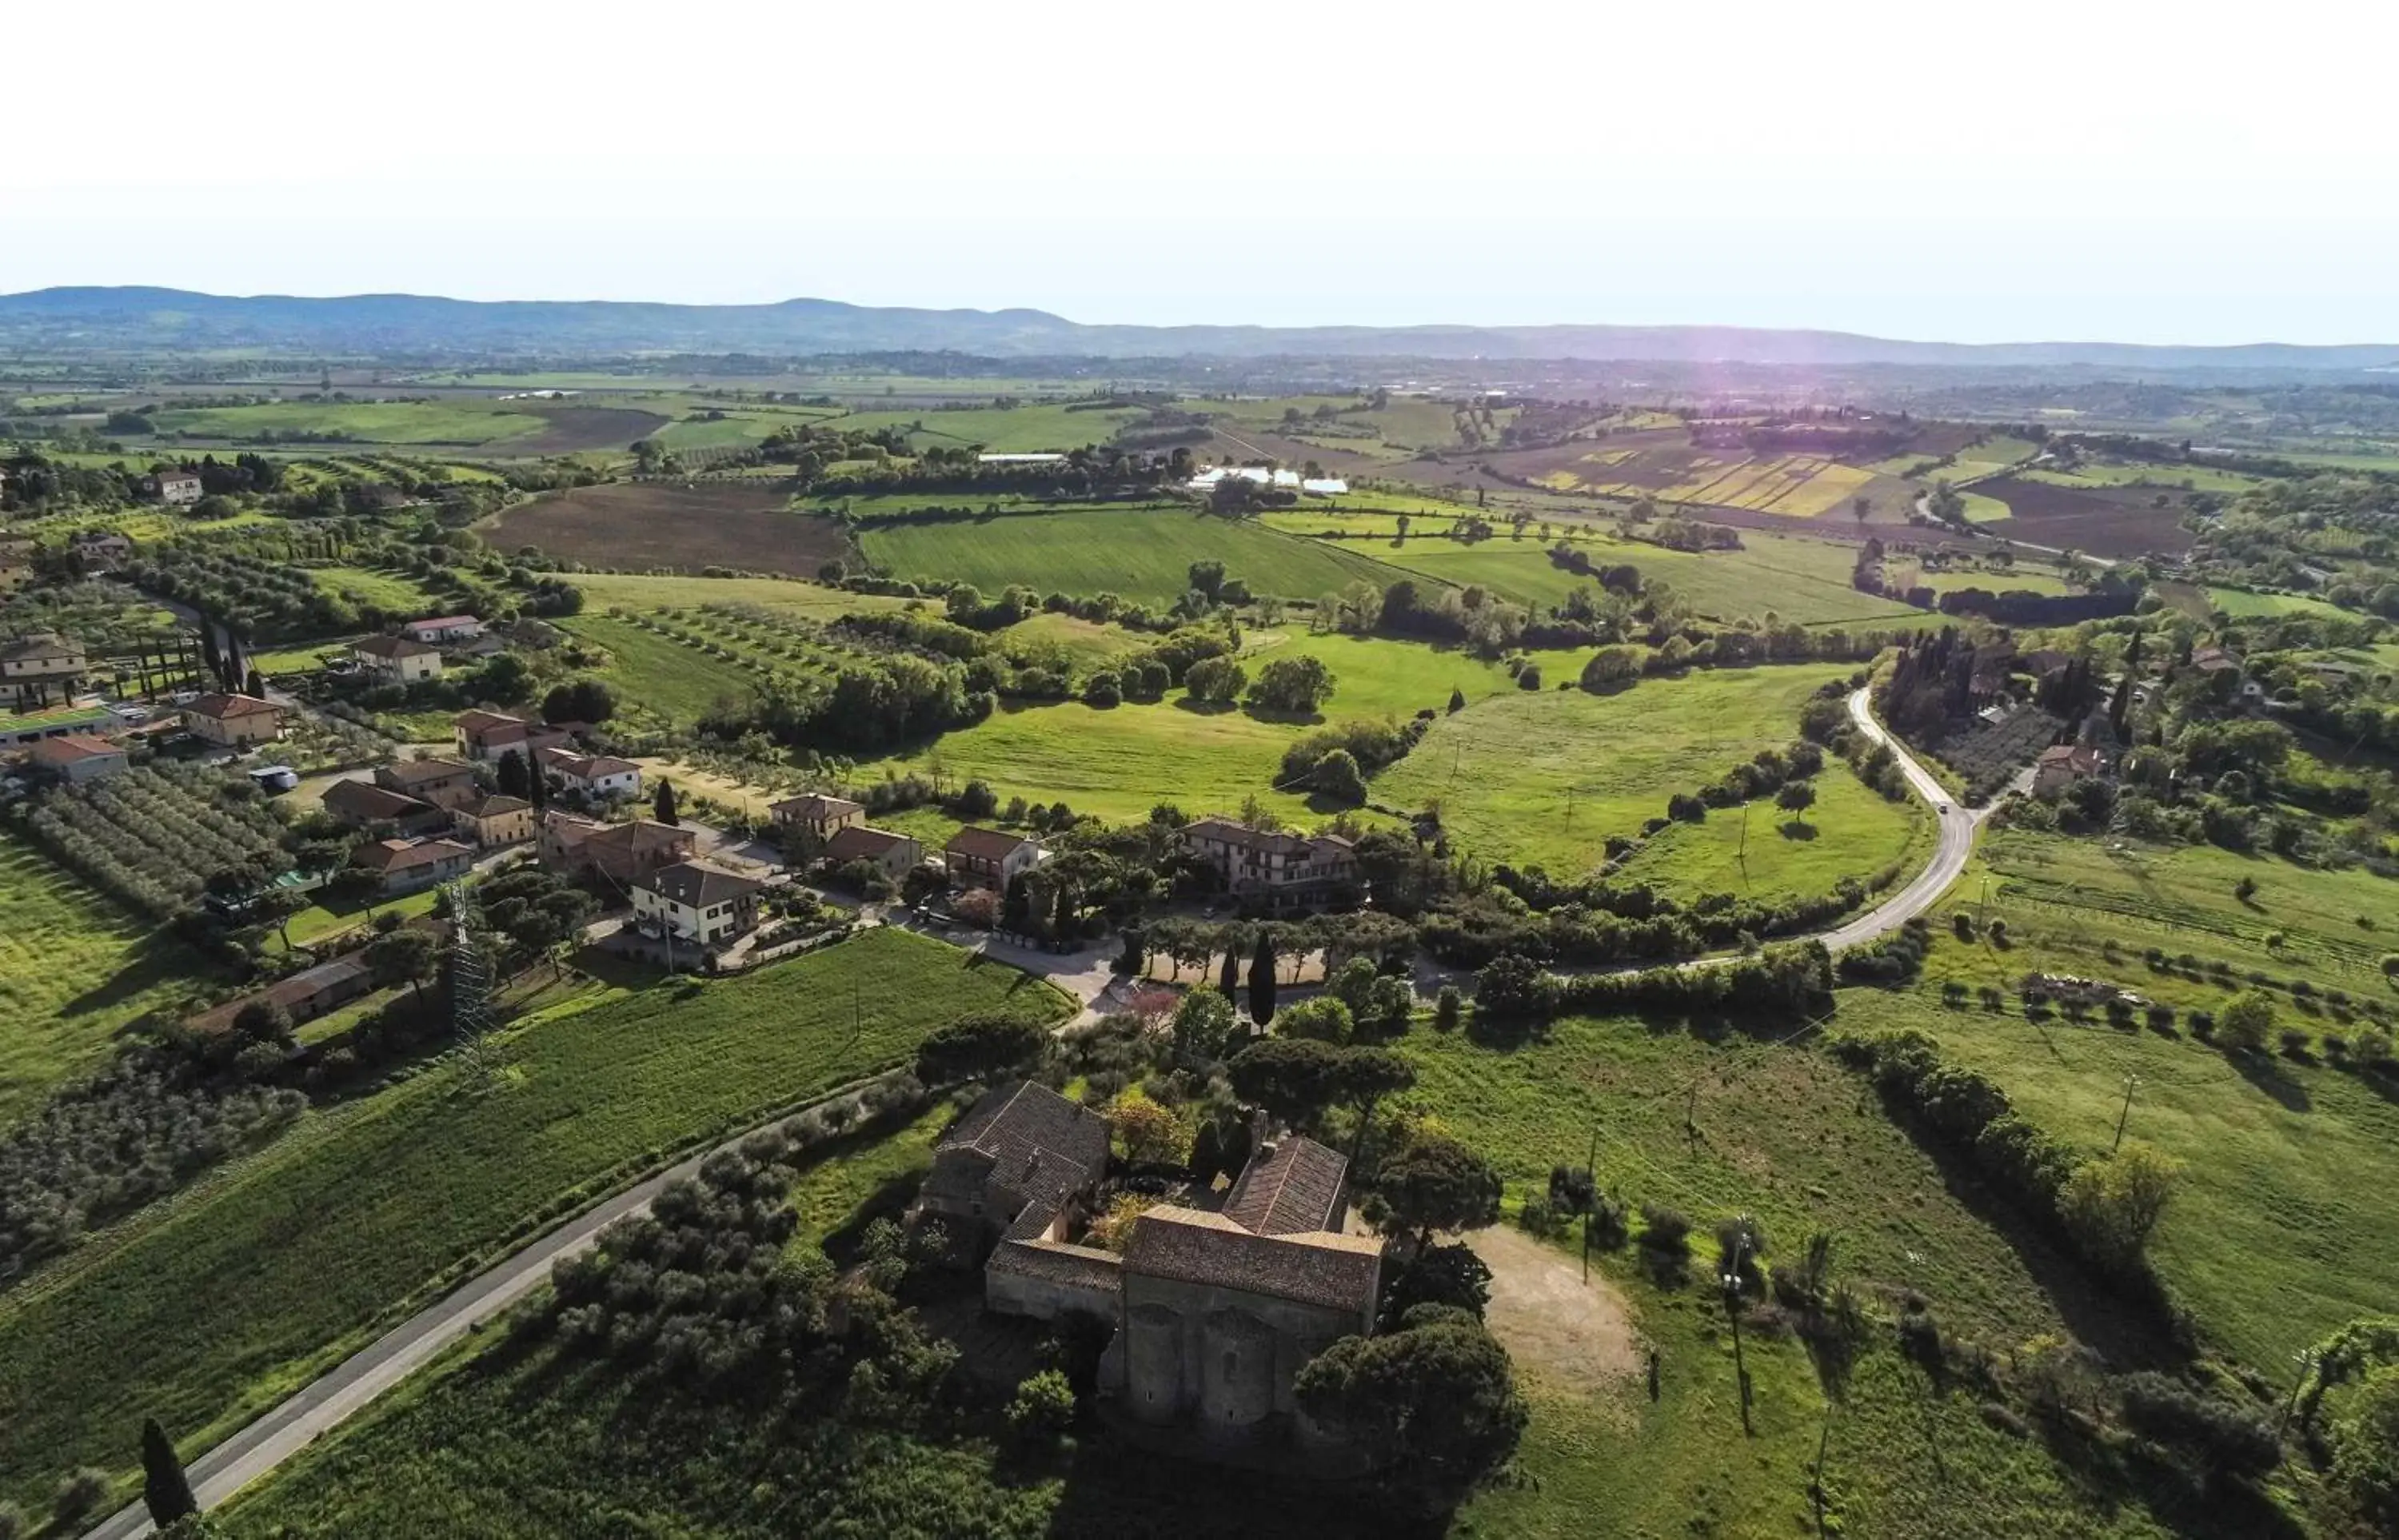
[1722,1227,1754,1437]
[2278,1349,2315,1439]
[2111,1074,2141,1151]
[1810,1405,1834,1538]
[1738,800,1750,865]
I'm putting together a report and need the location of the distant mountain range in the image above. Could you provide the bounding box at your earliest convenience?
[4,285,2397,369]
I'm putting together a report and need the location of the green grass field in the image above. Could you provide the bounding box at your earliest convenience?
[0,836,207,1127]
[1000,611,1155,674]
[308,565,444,612]
[1841,988,2399,1376]
[1918,569,2078,597]
[881,630,1519,826]
[1375,664,1870,877]
[1399,1001,2191,1540]
[150,401,549,446]
[0,929,1070,1512]
[557,612,764,723]
[857,509,1412,607]
[572,573,910,619]
[2016,460,2263,496]
[1611,761,1930,902]
[820,403,1146,453]
[654,413,777,450]
[2205,586,2357,620]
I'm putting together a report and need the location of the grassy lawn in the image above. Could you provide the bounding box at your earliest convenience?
[150,401,549,446]
[558,612,764,723]
[1611,762,1930,903]
[878,630,1519,827]
[856,508,1413,607]
[272,884,442,953]
[1918,569,2078,596]
[0,929,1071,1512]
[0,836,209,1127]
[1375,664,1862,877]
[307,565,443,612]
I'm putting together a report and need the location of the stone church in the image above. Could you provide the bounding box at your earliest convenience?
[915,1080,1384,1445]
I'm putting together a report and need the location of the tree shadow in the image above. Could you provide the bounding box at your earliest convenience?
[63,946,193,1018]
[1865,1089,2187,1372]
[1169,696,1239,718]
[1778,820,1819,842]
[2228,1050,2312,1113]
[1041,1430,1456,1540]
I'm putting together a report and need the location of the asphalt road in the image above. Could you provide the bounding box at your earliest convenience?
[82,688,1987,1537]
[1815,688,1986,950]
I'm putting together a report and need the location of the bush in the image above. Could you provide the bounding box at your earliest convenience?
[1004,1367,1078,1442]
[50,1469,110,1531]
[2220,989,2278,1052]
[2117,1372,2281,1478]
[1433,984,1463,1033]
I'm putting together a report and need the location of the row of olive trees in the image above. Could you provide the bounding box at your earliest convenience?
[25,764,289,918]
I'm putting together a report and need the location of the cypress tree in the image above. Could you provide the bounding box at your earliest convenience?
[1247,931,1279,1026]
[1219,938,1241,995]
[497,749,529,799]
[142,1417,197,1526]
[653,780,679,825]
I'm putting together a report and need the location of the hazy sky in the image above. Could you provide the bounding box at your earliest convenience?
[10,0,2396,345]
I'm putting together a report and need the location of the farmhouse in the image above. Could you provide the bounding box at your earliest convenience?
[450,793,535,848]
[144,469,203,506]
[67,531,133,570]
[349,836,476,896]
[323,778,451,835]
[2,632,87,708]
[28,733,128,784]
[769,792,864,849]
[536,746,642,800]
[943,827,1044,888]
[401,615,482,644]
[454,709,571,764]
[920,1083,1382,1446]
[350,635,444,684]
[0,701,126,749]
[537,811,695,886]
[182,692,284,747]
[183,954,375,1036]
[375,756,477,809]
[2033,744,2105,796]
[1180,817,1359,910]
[0,553,36,593]
[629,860,765,948]
[820,824,920,879]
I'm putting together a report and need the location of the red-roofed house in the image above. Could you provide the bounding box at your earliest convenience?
[536,746,641,800]
[29,732,128,784]
[182,692,285,747]
[454,709,570,764]
[349,836,476,895]
[402,615,483,644]
[943,827,1044,888]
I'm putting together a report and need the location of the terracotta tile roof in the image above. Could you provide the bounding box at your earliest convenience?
[455,709,525,734]
[1124,1206,1383,1315]
[945,826,1034,863]
[457,793,530,819]
[185,955,371,1035]
[186,692,280,720]
[633,859,764,908]
[538,747,640,780]
[940,1080,1109,1179]
[30,733,125,766]
[581,818,693,855]
[987,1238,1124,1291]
[324,780,437,824]
[823,825,912,863]
[1,632,82,663]
[351,837,474,872]
[772,792,863,820]
[1223,1135,1349,1237]
[378,757,472,788]
[353,635,440,660]
[405,615,479,632]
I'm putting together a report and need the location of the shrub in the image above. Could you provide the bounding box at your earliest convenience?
[1638,1204,1691,1255]
[2118,1372,2281,1478]
[2220,989,2278,1052]
[1433,984,1463,1033]
[1004,1367,1078,1442]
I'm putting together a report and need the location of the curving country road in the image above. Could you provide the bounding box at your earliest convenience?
[1816,686,1993,950]
[81,689,1986,1538]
